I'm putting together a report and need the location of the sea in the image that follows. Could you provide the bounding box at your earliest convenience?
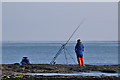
[2,41,119,65]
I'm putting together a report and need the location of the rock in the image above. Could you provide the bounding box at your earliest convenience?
[70,68,73,70]
[101,69,117,73]
[14,63,20,65]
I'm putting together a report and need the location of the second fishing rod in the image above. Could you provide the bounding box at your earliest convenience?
[50,19,85,65]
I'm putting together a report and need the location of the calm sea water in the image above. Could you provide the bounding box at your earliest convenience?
[2,41,118,65]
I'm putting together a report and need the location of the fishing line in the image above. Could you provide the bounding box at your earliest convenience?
[50,19,85,64]
[64,49,68,64]
[64,47,77,64]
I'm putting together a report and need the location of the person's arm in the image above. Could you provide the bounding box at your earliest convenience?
[28,61,30,64]
[26,59,30,64]
[83,48,84,51]
[82,44,84,51]
[21,59,24,62]
[75,44,77,53]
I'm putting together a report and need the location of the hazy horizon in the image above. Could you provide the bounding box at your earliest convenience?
[2,40,118,42]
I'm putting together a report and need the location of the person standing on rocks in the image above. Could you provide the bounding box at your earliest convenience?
[75,39,85,66]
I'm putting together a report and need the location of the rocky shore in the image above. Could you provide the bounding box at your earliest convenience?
[1,64,120,80]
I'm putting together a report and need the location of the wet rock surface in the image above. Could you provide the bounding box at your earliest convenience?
[1,64,120,80]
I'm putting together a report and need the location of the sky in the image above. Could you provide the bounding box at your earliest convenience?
[2,0,119,2]
[2,2,118,41]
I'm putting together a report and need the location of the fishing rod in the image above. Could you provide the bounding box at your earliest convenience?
[50,19,85,65]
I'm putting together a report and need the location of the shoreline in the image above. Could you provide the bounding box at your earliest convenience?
[1,64,120,80]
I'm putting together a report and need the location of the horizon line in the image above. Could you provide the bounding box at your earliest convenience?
[1,40,119,42]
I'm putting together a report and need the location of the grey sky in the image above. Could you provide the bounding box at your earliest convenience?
[2,0,119,2]
[2,2,118,41]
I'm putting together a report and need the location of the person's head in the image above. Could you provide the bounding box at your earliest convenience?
[23,57,28,59]
[77,39,81,43]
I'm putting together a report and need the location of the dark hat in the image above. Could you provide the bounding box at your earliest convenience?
[77,39,81,42]
[23,57,28,59]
